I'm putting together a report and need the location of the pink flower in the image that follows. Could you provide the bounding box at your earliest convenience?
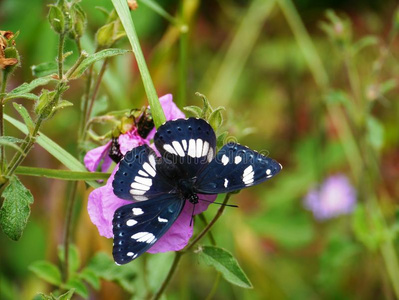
[84,94,184,172]
[304,174,356,220]
[86,94,216,253]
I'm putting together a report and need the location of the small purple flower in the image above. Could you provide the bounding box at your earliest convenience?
[86,94,216,253]
[304,174,356,220]
[84,94,184,172]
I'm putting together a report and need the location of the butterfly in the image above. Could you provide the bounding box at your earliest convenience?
[112,118,282,264]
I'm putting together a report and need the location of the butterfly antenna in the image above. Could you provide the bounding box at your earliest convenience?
[190,203,196,226]
[198,198,238,208]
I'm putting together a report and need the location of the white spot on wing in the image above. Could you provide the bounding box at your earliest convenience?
[221,154,229,166]
[143,163,156,177]
[188,139,196,158]
[196,139,203,157]
[126,219,138,226]
[130,189,146,195]
[149,155,156,169]
[224,178,228,188]
[164,144,177,155]
[234,156,242,164]
[243,165,253,177]
[138,170,149,177]
[127,252,134,256]
[202,141,210,157]
[131,182,150,191]
[132,232,155,243]
[266,169,271,175]
[172,141,185,157]
[158,216,168,223]
[132,208,144,215]
[134,176,152,186]
[207,148,214,162]
[133,196,148,201]
[182,139,187,151]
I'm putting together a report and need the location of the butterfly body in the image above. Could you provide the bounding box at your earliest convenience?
[111,118,281,265]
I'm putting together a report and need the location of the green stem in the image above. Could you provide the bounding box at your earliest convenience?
[177,0,188,108]
[62,181,79,282]
[151,252,182,300]
[139,0,180,26]
[198,213,217,246]
[205,272,221,300]
[0,71,8,173]
[185,193,231,252]
[58,33,65,79]
[5,119,43,178]
[65,51,88,80]
[111,0,166,128]
[152,194,231,299]
[85,59,108,123]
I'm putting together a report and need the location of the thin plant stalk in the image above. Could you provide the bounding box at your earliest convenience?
[0,71,8,173]
[62,181,79,282]
[152,193,232,300]
[177,0,188,107]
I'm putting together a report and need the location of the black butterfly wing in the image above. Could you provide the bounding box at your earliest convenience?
[195,143,282,194]
[113,194,185,265]
[154,118,216,179]
[112,144,173,201]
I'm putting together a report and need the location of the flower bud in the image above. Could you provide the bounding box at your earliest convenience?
[48,5,65,34]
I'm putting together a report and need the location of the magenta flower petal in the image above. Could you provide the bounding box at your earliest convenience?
[87,169,131,238]
[147,194,216,253]
[118,129,147,155]
[146,94,185,140]
[84,141,112,172]
[304,174,357,220]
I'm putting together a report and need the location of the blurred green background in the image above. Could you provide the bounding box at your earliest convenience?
[1,0,399,299]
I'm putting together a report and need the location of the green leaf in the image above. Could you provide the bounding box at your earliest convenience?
[183,105,202,117]
[58,244,80,275]
[70,48,130,79]
[58,289,75,300]
[79,268,100,290]
[65,278,88,299]
[4,114,100,188]
[216,131,228,149]
[86,252,137,292]
[54,100,73,111]
[29,260,62,286]
[15,166,110,181]
[367,116,384,151]
[8,76,55,95]
[4,93,38,103]
[31,62,58,77]
[208,107,225,131]
[198,246,253,289]
[379,78,397,95]
[352,204,383,251]
[13,103,35,134]
[0,136,25,153]
[0,176,34,241]
[352,35,378,54]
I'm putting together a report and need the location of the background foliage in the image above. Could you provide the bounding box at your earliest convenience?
[1,0,399,299]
